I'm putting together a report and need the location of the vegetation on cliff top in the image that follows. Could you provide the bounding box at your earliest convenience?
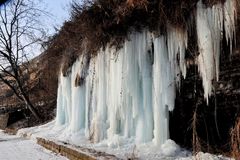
[44,0,236,76]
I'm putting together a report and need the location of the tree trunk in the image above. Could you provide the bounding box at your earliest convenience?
[22,93,41,121]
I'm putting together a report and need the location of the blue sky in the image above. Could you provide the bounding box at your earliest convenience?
[41,0,73,35]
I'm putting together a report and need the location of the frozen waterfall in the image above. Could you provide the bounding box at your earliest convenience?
[55,0,236,147]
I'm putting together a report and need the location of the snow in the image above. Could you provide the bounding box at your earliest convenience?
[160,139,180,157]
[17,122,232,160]
[0,130,67,160]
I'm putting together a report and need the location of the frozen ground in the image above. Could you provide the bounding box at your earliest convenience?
[18,121,233,160]
[0,130,67,160]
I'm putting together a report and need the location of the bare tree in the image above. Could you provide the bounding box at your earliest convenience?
[0,0,47,121]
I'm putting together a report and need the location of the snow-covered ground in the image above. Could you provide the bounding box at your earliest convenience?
[0,130,67,160]
[18,121,232,160]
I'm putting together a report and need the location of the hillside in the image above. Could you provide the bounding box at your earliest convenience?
[0,49,62,128]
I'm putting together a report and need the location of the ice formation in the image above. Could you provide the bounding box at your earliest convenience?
[55,0,236,147]
[56,31,184,146]
[196,0,236,103]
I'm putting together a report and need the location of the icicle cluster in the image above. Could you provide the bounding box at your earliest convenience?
[196,0,237,103]
[56,30,187,146]
[55,0,236,147]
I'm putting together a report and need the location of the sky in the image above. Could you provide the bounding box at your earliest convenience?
[41,0,73,35]
[33,0,76,55]
[1,0,72,34]
[22,0,74,56]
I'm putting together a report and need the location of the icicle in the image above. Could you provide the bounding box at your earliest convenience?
[84,58,95,137]
[134,31,154,143]
[56,73,72,125]
[167,26,188,80]
[211,3,223,81]
[224,0,237,55]
[152,36,177,145]
[196,0,236,104]
[56,76,65,126]
[106,45,124,142]
[90,51,108,142]
[69,57,88,133]
[55,31,181,147]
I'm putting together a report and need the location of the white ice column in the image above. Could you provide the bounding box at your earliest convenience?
[153,36,173,145]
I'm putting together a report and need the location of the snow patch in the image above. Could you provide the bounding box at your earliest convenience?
[161,139,180,157]
[0,130,67,160]
[18,124,232,160]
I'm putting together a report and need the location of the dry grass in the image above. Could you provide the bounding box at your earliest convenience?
[230,117,240,159]
[44,0,227,76]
